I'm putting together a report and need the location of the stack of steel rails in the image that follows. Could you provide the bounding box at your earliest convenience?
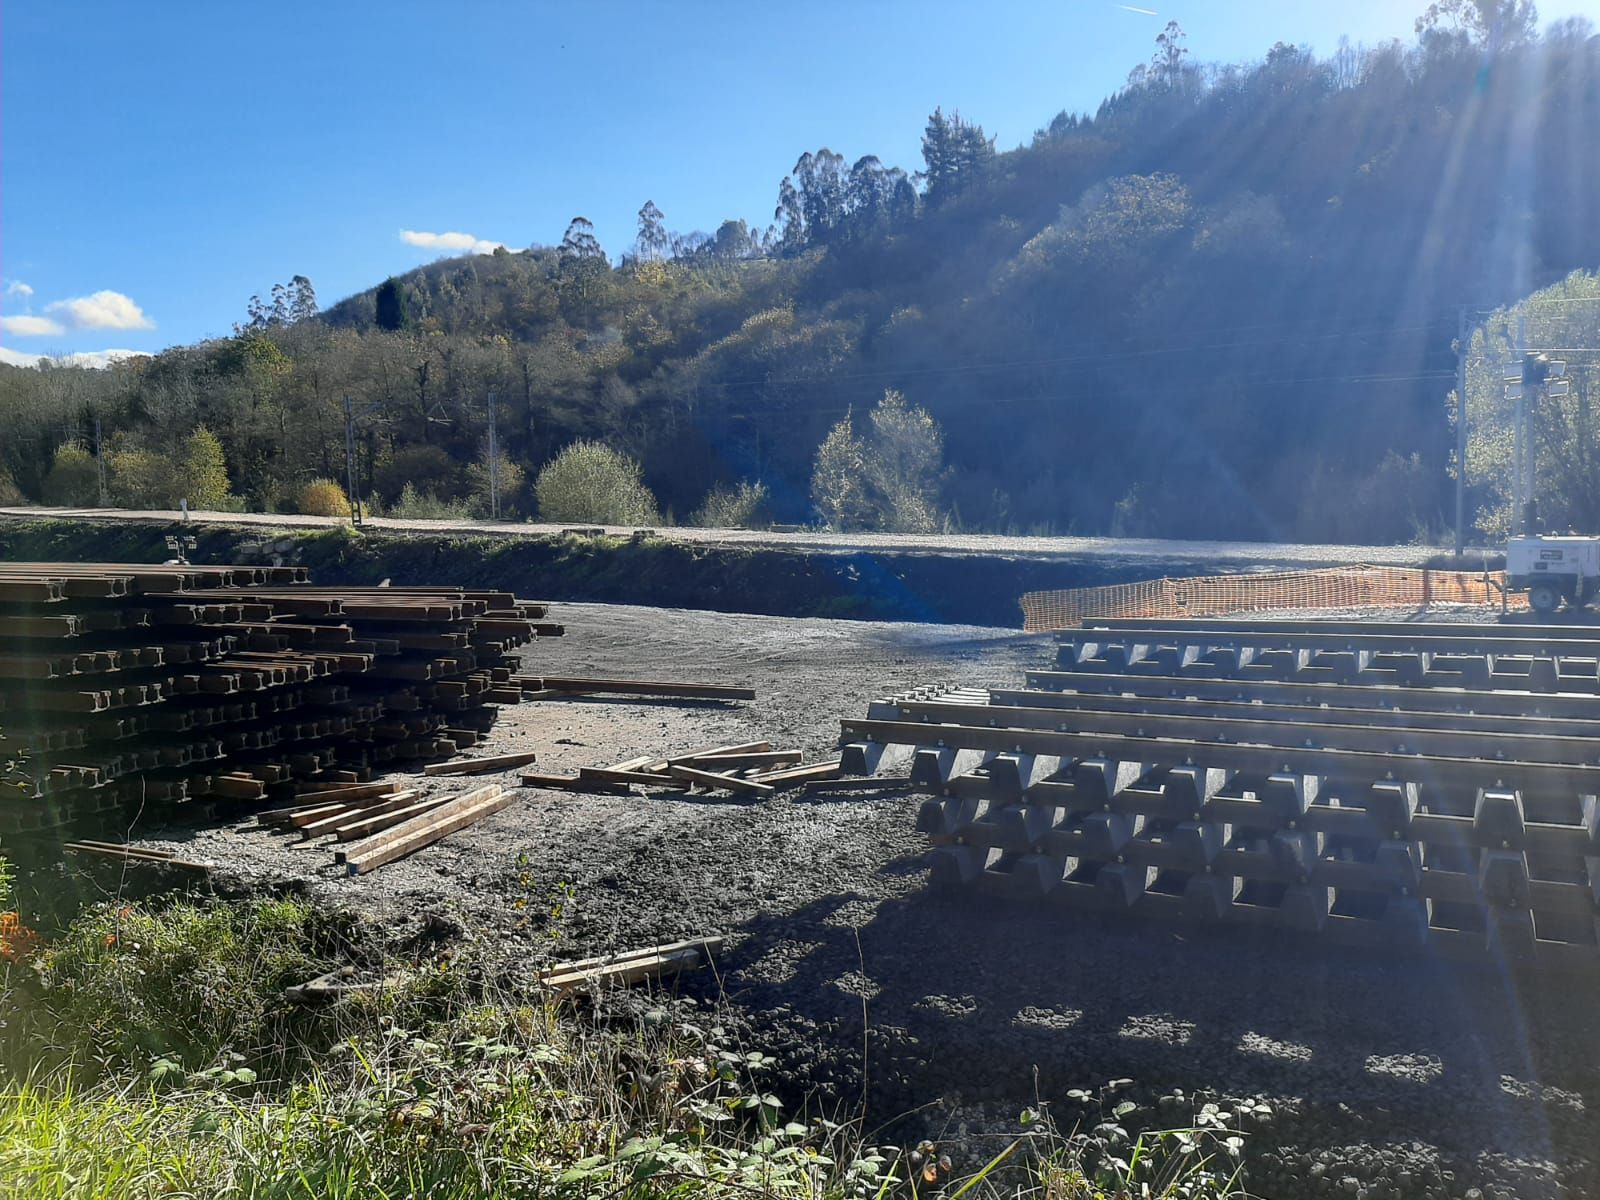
[839,617,1600,970]
[0,562,558,835]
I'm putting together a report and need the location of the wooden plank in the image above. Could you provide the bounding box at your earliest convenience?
[683,749,802,771]
[520,772,629,795]
[666,764,775,796]
[422,749,540,776]
[666,741,771,764]
[519,676,756,701]
[577,766,687,788]
[750,760,842,786]
[258,800,347,827]
[64,842,209,870]
[295,790,422,836]
[342,786,514,875]
[293,781,400,802]
[537,937,725,992]
[535,936,725,978]
[329,795,453,841]
[604,755,659,772]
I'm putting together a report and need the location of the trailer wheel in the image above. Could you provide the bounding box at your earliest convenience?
[1529,583,1562,614]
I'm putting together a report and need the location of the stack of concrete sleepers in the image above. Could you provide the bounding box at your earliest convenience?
[0,563,557,836]
[838,618,1600,970]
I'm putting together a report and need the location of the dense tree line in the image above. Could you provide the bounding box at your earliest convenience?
[3,3,1598,542]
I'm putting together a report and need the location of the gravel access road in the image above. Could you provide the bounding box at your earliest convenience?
[112,602,1599,1199]
[0,505,1460,567]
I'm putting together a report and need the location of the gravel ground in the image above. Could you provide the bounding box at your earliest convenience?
[0,506,1457,567]
[111,602,1600,1199]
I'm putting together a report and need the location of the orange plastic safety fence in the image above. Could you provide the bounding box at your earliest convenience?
[1019,565,1522,632]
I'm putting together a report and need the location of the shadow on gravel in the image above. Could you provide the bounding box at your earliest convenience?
[711,879,1600,1171]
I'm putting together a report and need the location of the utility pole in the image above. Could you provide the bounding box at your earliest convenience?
[343,395,363,526]
[487,388,500,520]
[93,410,107,507]
[1453,305,1467,558]
[1513,311,1527,534]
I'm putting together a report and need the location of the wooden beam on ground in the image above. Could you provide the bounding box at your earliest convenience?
[750,760,842,787]
[328,794,453,841]
[422,749,540,776]
[520,772,629,795]
[294,790,422,836]
[537,936,724,994]
[64,841,210,870]
[666,741,771,764]
[577,766,687,788]
[666,764,775,796]
[518,676,756,702]
[258,800,348,828]
[340,785,512,874]
[604,755,659,772]
[683,749,801,771]
[292,781,400,802]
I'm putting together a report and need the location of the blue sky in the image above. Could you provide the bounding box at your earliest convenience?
[4,0,1599,365]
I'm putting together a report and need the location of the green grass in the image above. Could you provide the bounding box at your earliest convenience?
[0,894,1255,1200]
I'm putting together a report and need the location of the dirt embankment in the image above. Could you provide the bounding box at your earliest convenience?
[0,517,1466,627]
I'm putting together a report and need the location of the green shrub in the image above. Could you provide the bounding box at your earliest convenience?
[7,898,336,1080]
[296,478,350,518]
[391,482,472,520]
[534,441,659,525]
[40,445,100,507]
[466,450,526,519]
[690,479,769,529]
[177,426,233,509]
[0,467,25,506]
[107,449,172,508]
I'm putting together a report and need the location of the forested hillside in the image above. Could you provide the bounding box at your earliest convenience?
[4,3,1598,543]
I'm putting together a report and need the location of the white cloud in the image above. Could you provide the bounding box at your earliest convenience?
[400,229,506,256]
[5,280,34,298]
[0,345,149,370]
[58,348,149,368]
[0,314,66,337]
[44,289,155,331]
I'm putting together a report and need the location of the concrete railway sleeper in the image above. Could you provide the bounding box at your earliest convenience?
[955,686,1600,742]
[841,617,1600,969]
[1054,625,1600,692]
[1016,670,1600,719]
[887,694,1600,765]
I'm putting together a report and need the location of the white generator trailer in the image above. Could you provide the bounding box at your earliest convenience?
[1505,535,1600,613]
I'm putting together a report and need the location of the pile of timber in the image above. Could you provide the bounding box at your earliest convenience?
[0,562,556,835]
[257,780,512,874]
[839,617,1600,970]
[524,741,839,797]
